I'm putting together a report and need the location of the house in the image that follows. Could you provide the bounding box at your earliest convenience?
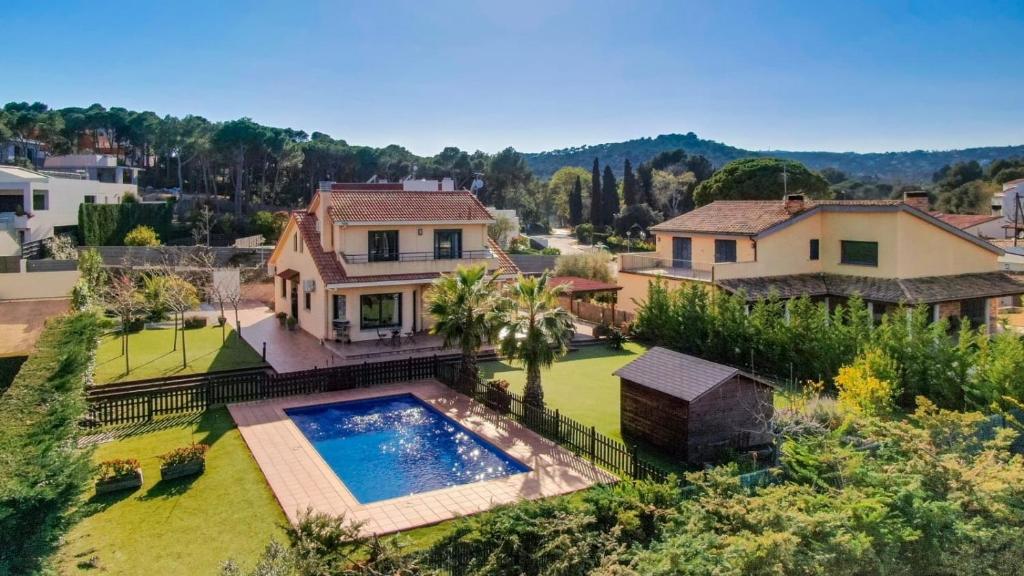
[930,212,1005,239]
[614,346,774,464]
[267,181,519,343]
[1,138,48,168]
[617,191,1024,331]
[43,154,143,186]
[0,165,137,255]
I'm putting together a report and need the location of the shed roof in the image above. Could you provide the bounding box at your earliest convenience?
[548,276,621,294]
[613,347,769,402]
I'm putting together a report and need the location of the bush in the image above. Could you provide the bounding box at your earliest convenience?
[834,348,899,416]
[183,316,208,329]
[574,222,595,244]
[0,311,101,574]
[553,251,614,283]
[97,458,141,482]
[123,224,161,246]
[158,444,209,468]
[613,203,663,236]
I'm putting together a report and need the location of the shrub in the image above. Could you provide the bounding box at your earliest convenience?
[553,251,614,282]
[158,443,209,468]
[835,348,899,416]
[574,222,595,244]
[0,311,101,574]
[123,224,161,246]
[183,315,208,329]
[43,233,78,259]
[97,458,141,482]
[539,246,561,255]
[78,202,173,246]
[606,326,626,350]
[250,210,285,244]
[71,278,93,310]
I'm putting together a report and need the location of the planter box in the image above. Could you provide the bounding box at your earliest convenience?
[95,468,144,495]
[160,460,205,481]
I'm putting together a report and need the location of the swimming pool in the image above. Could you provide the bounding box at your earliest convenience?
[285,394,530,503]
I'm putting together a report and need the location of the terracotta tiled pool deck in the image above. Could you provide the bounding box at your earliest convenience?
[228,380,615,534]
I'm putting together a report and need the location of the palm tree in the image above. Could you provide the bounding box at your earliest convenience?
[497,273,575,408]
[427,265,501,394]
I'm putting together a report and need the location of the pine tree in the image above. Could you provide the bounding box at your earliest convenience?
[589,158,602,225]
[569,175,583,226]
[601,165,619,226]
[623,159,638,206]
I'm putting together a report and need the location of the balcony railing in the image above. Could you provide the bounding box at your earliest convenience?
[340,249,495,264]
[618,252,716,281]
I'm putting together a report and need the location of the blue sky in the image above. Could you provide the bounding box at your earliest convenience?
[2,0,1022,156]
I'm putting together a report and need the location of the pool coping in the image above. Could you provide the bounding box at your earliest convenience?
[228,380,616,535]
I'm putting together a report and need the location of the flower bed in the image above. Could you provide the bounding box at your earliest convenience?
[158,444,209,481]
[95,459,143,494]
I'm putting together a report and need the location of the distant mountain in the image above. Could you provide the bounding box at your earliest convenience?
[523,132,1024,183]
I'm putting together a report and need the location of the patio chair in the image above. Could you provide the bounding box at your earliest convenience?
[404,331,417,345]
[376,328,388,346]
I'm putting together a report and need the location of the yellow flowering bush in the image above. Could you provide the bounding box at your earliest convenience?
[834,348,898,416]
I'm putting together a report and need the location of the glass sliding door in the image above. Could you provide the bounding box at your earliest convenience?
[360,293,402,329]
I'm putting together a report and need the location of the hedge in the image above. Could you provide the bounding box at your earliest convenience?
[77,202,173,246]
[0,355,26,392]
[0,312,101,574]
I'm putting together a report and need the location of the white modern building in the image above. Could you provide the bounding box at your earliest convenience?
[43,154,143,185]
[0,165,137,255]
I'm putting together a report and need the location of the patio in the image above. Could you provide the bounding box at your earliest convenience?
[229,380,613,534]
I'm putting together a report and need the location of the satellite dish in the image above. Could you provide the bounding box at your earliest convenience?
[470,177,484,193]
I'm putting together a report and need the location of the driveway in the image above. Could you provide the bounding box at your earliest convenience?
[530,228,583,254]
[0,299,70,356]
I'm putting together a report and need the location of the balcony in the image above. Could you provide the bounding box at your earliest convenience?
[337,248,498,276]
[618,252,715,281]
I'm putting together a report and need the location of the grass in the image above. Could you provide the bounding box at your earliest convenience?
[93,325,265,384]
[58,409,288,576]
[480,341,648,444]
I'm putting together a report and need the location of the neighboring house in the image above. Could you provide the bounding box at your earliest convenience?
[43,154,144,185]
[930,212,1005,239]
[617,191,1024,331]
[1,138,48,168]
[0,166,138,255]
[267,181,519,343]
[614,346,774,464]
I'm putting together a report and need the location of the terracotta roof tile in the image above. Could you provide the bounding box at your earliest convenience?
[651,199,903,235]
[489,237,520,277]
[929,212,1002,230]
[326,189,494,223]
[548,276,621,294]
[293,211,347,284]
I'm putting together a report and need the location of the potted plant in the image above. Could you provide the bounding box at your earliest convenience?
[95,458,143,494]
[158,443,209,481]
[276,311,288,327]
[286,316,297,331]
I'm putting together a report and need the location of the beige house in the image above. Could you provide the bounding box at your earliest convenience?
[618,191,1024,331]
[268,182,518,343]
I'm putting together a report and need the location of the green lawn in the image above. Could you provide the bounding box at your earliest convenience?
[93,325,265,384]
[480,342,648,444]
[58,409,289,576]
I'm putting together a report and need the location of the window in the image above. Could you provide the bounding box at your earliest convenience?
[840,240,878,267]
[32,191,48,211]
[304,292,311,310]
[809,239,820,261]
[360,293,402,329]
[714,239,737,263]
[84,195,96,204]
[332,295,347,321]
[434,229,462,259]
[368,231,399,262]
[280,278,287,297]
[293,233,298,252]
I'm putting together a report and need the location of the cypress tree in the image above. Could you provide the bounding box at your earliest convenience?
[601,165,619,226]
[622,159,638,206]
[589,158,601,226]
[569,175,583,226]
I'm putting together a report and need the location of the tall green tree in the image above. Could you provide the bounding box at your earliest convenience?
[589,158,602,226]
[693,157,829,206]
[601,164,619,225]
[569,175,584,226]
[427,265,501,394]
[622,159,639,206]
[213,118,265,214]
[496,273,575,408]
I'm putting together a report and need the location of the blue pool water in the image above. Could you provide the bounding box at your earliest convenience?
[285,394,529,503]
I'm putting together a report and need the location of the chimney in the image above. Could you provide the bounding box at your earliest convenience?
[784,193,805,214]
[441,177,455,192]
[903,190,930,211]
[317,181,333,250]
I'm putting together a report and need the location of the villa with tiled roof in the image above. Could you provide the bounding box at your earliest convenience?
[268,180,519,343]
[617,191,1024,331]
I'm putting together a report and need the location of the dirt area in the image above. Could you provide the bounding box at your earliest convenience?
[240,281,275,308]
[0,299,71,356]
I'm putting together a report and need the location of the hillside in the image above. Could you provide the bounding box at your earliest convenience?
[523,132,1024,183]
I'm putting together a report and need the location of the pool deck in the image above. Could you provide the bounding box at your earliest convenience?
[228,380,615,535]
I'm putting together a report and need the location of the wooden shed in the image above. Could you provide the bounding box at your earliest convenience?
[614,347,774,464]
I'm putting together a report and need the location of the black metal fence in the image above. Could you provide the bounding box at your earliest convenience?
[86,356,439,426]
[435,362,670,483]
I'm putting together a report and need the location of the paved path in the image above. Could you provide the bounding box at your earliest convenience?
[236,305,341,373]
[531,228,583,254]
